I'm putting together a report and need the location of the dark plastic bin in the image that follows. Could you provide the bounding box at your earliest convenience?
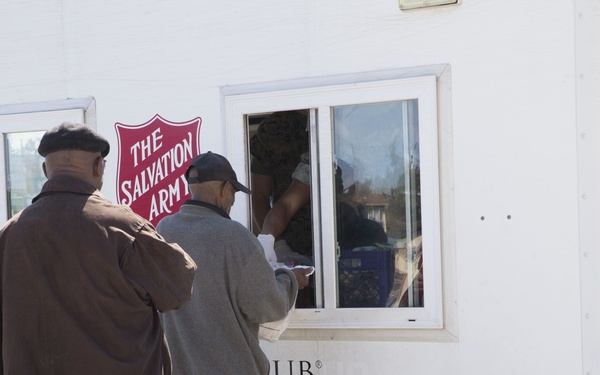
[338,248,394,308]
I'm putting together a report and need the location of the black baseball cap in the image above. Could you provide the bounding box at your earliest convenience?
[38,122,110,157]
[185,151,251,194]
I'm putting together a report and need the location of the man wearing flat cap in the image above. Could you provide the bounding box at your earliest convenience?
[0,121,197,374]
[157,151,311,375]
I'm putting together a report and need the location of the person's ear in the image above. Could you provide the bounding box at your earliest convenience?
[92,156,104,177]
[220,181,230,197]
[42,162,47,178]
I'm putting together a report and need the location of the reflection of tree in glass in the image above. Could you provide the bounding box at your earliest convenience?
[334,99,420,243]
[343,146,421,242]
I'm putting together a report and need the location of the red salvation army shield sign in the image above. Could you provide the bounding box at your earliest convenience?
[115,114,201,227]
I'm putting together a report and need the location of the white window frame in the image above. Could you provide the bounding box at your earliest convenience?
[0,97,96,223]
[222,66,457,342]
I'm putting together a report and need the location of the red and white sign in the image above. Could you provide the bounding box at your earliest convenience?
[115,114,201,226]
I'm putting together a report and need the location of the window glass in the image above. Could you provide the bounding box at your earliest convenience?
[5,131,46,217]
[228,73,449,334]
[333,100,423,308]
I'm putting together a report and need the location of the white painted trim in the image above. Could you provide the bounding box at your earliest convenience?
[0,101,95,223]
[222,66,457,342]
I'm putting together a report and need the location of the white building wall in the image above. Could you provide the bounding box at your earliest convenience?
[576,1,600,375]
[2,0,598,374]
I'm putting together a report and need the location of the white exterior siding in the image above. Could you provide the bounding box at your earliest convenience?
[1,0,598,374]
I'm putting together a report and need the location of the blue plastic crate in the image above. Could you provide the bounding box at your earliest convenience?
[338,248,394,308]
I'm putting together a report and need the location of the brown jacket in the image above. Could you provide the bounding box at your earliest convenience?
[0,176,196,375]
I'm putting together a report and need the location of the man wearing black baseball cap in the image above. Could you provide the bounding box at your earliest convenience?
[0,121,197,374]
[185,151,251,195]
[157,151,311,375]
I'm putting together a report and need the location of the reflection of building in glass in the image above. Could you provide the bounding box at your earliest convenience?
[6,131,45,217]
[361,204,387,233]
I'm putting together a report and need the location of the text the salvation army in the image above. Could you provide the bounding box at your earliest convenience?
[120,129,193,206]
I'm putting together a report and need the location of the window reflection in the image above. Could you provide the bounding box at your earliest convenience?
[333,100,424,308]
[5,131,46,218]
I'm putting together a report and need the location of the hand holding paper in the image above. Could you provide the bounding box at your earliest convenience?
[258,234,314,286]
[291,266,314,289]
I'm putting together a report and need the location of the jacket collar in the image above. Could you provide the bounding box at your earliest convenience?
[183,199,231,219]
[32,176,99,203]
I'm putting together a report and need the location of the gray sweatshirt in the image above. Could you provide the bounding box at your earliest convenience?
[157,202,298,375]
